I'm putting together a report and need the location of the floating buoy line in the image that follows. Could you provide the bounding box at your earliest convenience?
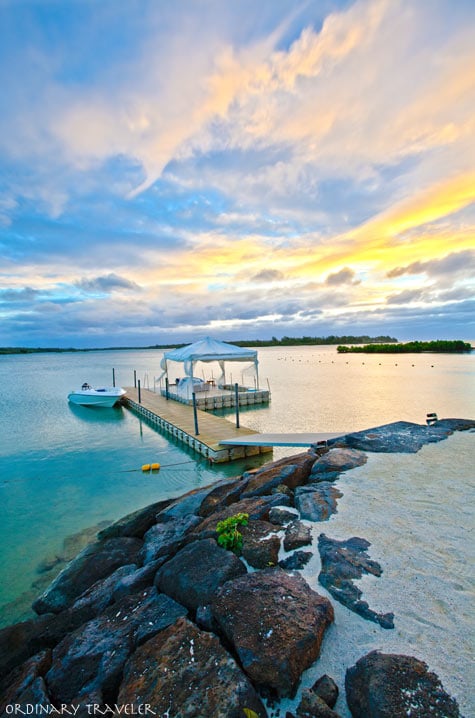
[0,459,199,486]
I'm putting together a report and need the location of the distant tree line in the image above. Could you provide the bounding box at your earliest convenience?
[231,335,398,347]
[337,340,472,354]
[0,335,399,355]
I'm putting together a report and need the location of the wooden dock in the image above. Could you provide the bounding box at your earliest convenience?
[123,387,273,463]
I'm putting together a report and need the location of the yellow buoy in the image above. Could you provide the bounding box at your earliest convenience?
[141,464,151,472]
[151,463,161,471]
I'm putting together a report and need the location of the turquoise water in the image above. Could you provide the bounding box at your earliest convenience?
[1,345,474,625]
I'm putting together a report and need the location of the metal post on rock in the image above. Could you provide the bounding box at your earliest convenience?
[138,379,141,404]
[234,383,240,429]
[192,392,200,435]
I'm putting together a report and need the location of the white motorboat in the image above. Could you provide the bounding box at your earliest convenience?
[68,383,126,407]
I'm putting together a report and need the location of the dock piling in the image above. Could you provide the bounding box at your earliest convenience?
[235,383,240,428]
[112,368,115,387]
[138,379,141,404]
[192,392,200,435]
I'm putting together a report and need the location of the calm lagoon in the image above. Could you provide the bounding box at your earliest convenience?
[0,344,474,629]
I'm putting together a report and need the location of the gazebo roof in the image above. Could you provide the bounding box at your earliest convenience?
[162,336,257,364]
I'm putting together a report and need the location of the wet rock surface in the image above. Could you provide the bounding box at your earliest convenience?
[45,588,186,703]
[279,550,313,570]
[154,537,247,611]
[295,483,343,521]
[329,419,463,453]
[241,519,281,568]
[32,537,143,615]
[210,569,334,698]
[284,519,312,550]
[318,534,394,629]
[139,513,200,564]
[309,448,367,481]
[118,616,267,718]
[345,650,461,717]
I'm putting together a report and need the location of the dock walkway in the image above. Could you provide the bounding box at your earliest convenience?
[123,387,273,463]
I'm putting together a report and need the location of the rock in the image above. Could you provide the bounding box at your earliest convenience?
[433,418,475,432]
[284,520,312,551]
[309,448,367,481]
[241,520,281,568]
[269,507,300,525]
[155,538,247,612]
[117,616,268,717]
[279,551,313,570]
[198,477,248,518]
[4,676,53,714]
[67,564,138,620]
[156,483,222,521]
[242,452,316,497]
[211,568,334,698]
[0,614,71,678]
[112,558,166,601]
[139,514,201,564]
[296,690,341,717]
[97,499,171,540]
[295,483,343,521]
[345,651,461,717]
[32,537,143,615]
[330,420,454,454]
[45,588,186,703]
[318,535,394,629]
[0,650,52,712]
[193,494,291,536]
[312,674,339,709]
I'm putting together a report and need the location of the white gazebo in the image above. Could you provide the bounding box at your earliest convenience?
[156,337,269,408]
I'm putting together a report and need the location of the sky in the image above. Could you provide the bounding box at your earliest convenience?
[0,0,474,348]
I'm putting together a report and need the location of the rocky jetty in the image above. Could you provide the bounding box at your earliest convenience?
[1,419,471,716]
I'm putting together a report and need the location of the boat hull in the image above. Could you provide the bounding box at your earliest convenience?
[68,387,126,408]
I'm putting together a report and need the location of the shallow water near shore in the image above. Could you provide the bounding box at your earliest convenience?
[0,345,473,645]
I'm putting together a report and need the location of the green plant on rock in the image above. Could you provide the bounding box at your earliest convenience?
[216,512,249,555]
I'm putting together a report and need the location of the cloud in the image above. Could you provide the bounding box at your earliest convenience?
[0,286,41,302]
[252,269,284,282]
[387,250,475,279]
[74,273,141,294]
[325,267,360,285]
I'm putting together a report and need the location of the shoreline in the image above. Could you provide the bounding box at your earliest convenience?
[1,418,473,717]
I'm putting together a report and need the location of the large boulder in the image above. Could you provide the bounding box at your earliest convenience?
[97,499,171,540]
[211,569,334,697]
[156,483,223,521]
[330,421,454,453]
[241,520,281,569]
[117,616,268,718]
[32,537,143,615]
[45,588,186,703]
[139,514,200,564]
[318,535,394,629]
[309,448,367,482]
[295,484,343,521]
[198,477,248,518]
[345,651,461,717]
[155,538,247,612]
[242,452,317,497]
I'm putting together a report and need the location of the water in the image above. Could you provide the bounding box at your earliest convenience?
[0,345,473,689]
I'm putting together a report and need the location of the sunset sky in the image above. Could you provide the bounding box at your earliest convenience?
[1,0,474,347]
